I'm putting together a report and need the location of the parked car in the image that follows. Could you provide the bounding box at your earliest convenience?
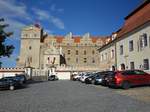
[72,74,81,81]
[48,75,59,81]
[0,77,23,90]
[15,75,27,84]
[107,70,150,89]
[84,73,97,84]
[84,71,114,85]
[92,72,106,85]
[101,71,115,86]
[80,73,93,83]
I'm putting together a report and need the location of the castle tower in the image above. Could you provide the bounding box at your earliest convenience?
[17,25,42,68]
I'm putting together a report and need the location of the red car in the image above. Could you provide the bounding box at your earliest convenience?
[107,70,150,89]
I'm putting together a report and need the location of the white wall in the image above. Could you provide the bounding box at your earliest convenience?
[116,23,150,72]
[56,72,71,80]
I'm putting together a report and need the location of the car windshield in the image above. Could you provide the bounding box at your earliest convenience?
[122,70,147,75]
[5,77,15,79]
[134,70,146,75]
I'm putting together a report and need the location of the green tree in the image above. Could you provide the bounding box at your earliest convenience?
[0,18,15,66]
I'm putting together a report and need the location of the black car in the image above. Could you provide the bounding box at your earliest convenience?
[85,72,106,85]
[84,73,98,84]
[0,77,22,90]
[101,71,115,86]
[93,73,106,85]
[15,75,27,84]
[48,75,59,81]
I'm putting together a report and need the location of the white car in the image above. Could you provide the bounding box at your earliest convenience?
[80,73,92,83]
[74,73,84,81]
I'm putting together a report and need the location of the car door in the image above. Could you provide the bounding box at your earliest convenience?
[134,70,150,85]
[2,78,10,87]
[122,71,140,85]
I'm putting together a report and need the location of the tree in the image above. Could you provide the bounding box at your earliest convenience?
[0,18,15,66]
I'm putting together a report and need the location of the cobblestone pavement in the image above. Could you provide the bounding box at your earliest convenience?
[0,80,150,112]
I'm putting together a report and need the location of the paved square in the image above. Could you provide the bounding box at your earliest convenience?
[0,81,150,112]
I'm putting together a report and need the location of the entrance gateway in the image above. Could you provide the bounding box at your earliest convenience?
[43,43,71,80]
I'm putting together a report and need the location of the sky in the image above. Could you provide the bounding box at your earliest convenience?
[0,0,143,67]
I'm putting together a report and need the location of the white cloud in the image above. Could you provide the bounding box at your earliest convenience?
[32,8,50,20]
[5,19,26,40]
[50,4,64,13]
[50,15,65,30]
[0,0,31,20]
[32,8,65,30]
[45,29,54,34]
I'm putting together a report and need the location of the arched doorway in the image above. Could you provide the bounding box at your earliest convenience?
[121,63,125,70]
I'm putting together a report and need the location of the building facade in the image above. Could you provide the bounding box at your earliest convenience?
[98,33,117,71]
[17,26,108,71]
[116,1,150,72]
[98,1,150,72]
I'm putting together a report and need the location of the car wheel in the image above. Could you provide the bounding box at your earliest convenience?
[122,81,130,89]
[9,85,15,91]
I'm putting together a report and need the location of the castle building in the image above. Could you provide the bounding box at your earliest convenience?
[17,25,108,71]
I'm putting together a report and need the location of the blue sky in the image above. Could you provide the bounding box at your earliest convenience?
[0,0,142,67]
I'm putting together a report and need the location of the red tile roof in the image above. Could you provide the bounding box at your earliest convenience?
[91,38,98,43]
[117,1,150,38]
[56,36,64,43]
[98,1,150,51]
[73,37,81,43]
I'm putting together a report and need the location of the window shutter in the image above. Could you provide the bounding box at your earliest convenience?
[139,37,142,51]
[143,33,147,47]
[149,36,150,48]
[137,40,139,52]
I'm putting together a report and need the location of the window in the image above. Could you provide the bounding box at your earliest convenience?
[92,58,95,63]
[29,46,32,50]
[76,50,78,55]
[130,62,135,70]
[67,58,70,61]
[143,59,149,70]
[100,54,103,62]
[122,70,135,75]
[140,33,148,49]
[84,58,87,63]
[76,58,78,63]
[111,50,114,58]
[92,50,95,55]
[121,63,125,70]
[24,34,28,37]
[120,45,123,55]
[134,70,146,75]
[68,50,70,55]
[34,34,37,37]
[104,53,107,60]
[129,40,134,51]
[143,33,148,47]
[84,50,86,55]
